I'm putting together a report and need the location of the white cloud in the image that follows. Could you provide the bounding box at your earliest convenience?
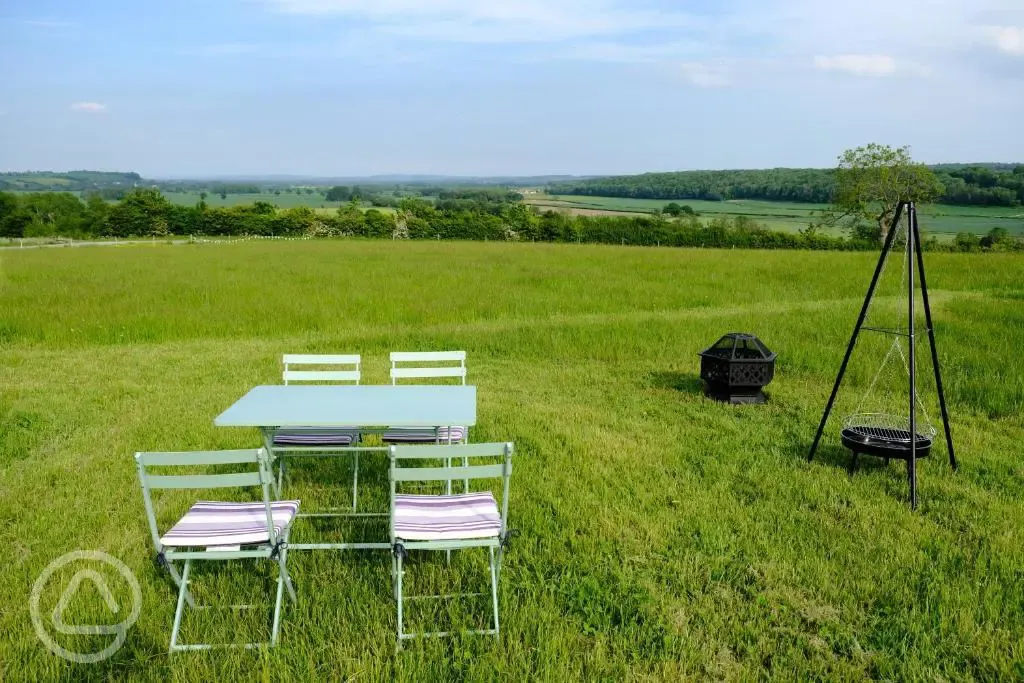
[266,0,703,43]
[70,102,107,113]
[679,61,731,87]
[987,26,1024,55]
[813,54,897,76]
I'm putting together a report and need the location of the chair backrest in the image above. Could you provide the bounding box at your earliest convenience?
[135,449,275,551]
[389,442,513,537]
[282,354,361,385]
[390,351,466,385]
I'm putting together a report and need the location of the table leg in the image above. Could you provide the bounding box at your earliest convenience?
[261,427,281,497]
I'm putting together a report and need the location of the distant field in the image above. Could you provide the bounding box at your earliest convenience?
[526,195,1024,238]
[162,191,340,209]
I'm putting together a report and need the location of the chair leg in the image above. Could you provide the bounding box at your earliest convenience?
[488,546,500,637]
[495,544,505,585]
[165,560,196,609]
[278,547,297,604]
[463,455,470,494]
[395,552,405,646]
[391,552,399,601]
[270,557,287,646]
[169,559,192,653]
[276,457,286,498]
[352,451,359,512]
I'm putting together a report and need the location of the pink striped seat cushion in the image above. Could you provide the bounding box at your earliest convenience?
[273,428,357,446]
[393,492,501,541]
[382,426,466,443]
[160,500,300,547]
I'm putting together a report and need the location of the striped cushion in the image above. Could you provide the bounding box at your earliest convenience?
[273,428,357,446]
[393,492,501,541]
[160,500,300,548]
[382,426,466,443]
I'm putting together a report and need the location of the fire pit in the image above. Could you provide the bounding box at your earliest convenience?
[698,333,776,404]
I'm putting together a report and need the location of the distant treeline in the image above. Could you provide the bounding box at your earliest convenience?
[0,171,142,192]
[1,189,1020,253]
[550,165,1024,207]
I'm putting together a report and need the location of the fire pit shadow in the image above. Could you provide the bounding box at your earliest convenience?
[650,371,704,394]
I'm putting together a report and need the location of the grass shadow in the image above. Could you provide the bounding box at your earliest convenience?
[788,438,905,477]
[649,370,704,395]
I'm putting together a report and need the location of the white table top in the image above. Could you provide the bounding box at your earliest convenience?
[214,385,477,428]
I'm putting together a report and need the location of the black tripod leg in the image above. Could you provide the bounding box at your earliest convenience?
[808,204,905,462]
[848,451,859,475]
[908,456,918,511]
[913,216,957,471]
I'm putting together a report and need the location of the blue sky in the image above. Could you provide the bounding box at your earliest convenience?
[1,0,1022,177]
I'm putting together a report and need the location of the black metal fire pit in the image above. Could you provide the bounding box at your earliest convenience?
[698,333,776,404]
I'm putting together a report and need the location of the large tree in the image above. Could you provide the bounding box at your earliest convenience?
[828,143,944,243]
[107,188,172,237]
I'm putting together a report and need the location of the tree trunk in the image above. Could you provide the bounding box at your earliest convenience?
[876,206,895,244]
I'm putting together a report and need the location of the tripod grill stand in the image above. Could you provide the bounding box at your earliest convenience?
[807,201,956,510]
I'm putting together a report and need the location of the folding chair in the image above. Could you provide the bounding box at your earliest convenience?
[389,442,514,644]
[383,351,468,445]
[384,351,470,495]
[134,448,299,653]
[273,354,362,508]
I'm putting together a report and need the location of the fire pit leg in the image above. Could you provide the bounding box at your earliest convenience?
[848,451,859,475]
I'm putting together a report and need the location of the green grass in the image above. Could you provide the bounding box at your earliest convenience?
[1,241,1023,681]
[527,195,1024,238]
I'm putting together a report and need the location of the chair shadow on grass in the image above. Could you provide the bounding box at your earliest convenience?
[649,371,704,395]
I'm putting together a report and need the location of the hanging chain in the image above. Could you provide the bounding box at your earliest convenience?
[853,337,902,415]
[893,335,934,425]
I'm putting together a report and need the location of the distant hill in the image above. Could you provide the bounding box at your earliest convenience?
[0,171,143,192]
[154,174,592,187]
[548,165,1024,208]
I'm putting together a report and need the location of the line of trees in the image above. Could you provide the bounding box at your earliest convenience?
[1,189,1020,252]
[0,171,141,192]
[550,165,1024,207]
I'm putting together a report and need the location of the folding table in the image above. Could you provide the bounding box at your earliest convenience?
[215,385,477,550]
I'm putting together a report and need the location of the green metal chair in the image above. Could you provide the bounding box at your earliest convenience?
[383,351,471,496]
[388,442,514,643]
[383,351,469,446]
[273,354,362,508]
[135,448,299,653]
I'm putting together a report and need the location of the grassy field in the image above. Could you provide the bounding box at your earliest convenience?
[1,242,1023,681]
[525,194,1024,238]
[162,191,340,209]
